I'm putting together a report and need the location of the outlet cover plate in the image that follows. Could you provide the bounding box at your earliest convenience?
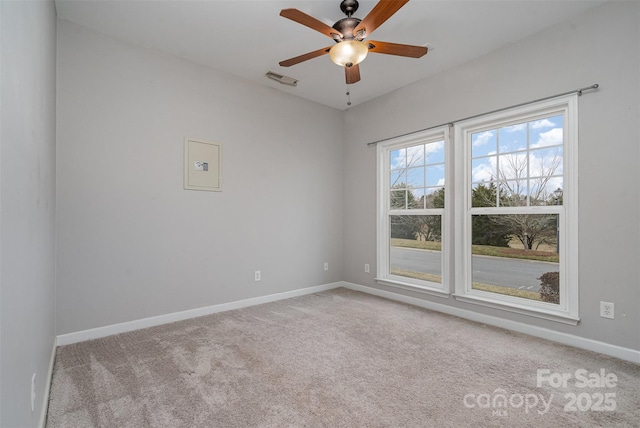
[600,301,614,319]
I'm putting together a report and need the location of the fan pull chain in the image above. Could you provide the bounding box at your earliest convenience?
[346,84,352,106]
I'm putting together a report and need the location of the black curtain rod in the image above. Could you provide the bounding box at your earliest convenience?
[366,84,599,146]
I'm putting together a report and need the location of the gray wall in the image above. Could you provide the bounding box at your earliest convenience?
[343,1,640,351]
[0,0,57,426]
[1,2,636,425]
[56,20,345,334]
[55,1,640,348]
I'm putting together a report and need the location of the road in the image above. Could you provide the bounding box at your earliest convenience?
[390,247,559,291]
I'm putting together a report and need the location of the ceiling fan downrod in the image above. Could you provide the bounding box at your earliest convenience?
[334,0,362,41]
[340,0,359,17]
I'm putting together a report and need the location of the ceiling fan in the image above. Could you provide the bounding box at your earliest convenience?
[278,0,428,85]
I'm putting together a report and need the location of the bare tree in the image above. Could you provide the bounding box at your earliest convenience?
[493,152,561,206]
[477,152,562,251]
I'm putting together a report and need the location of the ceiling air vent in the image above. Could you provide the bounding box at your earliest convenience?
[266,71,298,87]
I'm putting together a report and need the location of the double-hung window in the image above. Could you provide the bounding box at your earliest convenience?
[375,94,578,323]
[455,94,579,323]
[377,128,450,296]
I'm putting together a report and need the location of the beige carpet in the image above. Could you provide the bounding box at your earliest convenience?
[46,288,639,427]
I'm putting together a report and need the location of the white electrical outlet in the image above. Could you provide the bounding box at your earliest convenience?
[600,301,614,319]
[324,262,329,271]
[254,271,261,282]
[31,373,36,412]
[364,264,370,273]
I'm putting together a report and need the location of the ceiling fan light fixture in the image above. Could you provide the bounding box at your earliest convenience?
[329,40,368,67]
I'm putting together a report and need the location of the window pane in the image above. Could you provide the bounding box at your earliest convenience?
[530,179,563,206]
[390,215,442,283]
[530,115,563,149]
[530,146,563,177]
[390,148,406,170]
[497,153,528,181]
[425,187,445,208]
[406,166,425,188]
[408,188,425,210]
[471,214,560,304]
[406,145,425,167]
[390,170,406,188]
[472,182,498,207]
[498,180,527,206]
[499,123,527,153]
[425,140,445,164]
[529,146,563,205]
[390,190,406,209]
[471,156,496,183]
[472,130,496,157]
[425,165,445,187]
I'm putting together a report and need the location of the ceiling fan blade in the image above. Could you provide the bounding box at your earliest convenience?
[279,46,332,67]
[353,0,409,38]
[280,8,343,39]
[367,40,428,58]
[345,64,361,84]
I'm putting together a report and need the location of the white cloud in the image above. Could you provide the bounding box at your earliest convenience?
[426,140,444,154]
[532,128,563,148]
[472,159,495,182]
[390,151,405,170]
[531,119,556,129]
[472,130,494,147]
[504,123,526,132]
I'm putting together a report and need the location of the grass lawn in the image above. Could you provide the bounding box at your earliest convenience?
[389,268,442,284]
[471,282,541,301]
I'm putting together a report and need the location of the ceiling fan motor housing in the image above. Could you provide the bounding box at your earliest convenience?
[332,17,361,40]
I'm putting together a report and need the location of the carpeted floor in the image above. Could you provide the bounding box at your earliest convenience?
[46,288,639,427]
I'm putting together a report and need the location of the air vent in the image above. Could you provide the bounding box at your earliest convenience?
[266,71,298,87]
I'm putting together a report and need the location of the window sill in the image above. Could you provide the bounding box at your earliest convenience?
[453,293,580,325]
[375,278,450,298]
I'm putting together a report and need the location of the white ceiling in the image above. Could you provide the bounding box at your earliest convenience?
[55,0,606,110]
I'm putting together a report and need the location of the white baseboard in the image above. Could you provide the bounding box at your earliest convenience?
[56,282,342,346]
[38,336,57,428]
[55,280,640,364]
[342,281,640,364]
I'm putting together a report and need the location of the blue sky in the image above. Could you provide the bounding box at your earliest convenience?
[471,115,564,201]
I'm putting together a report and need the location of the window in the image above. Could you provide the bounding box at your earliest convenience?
[375,95,578,323]
[377,128,450,296]
[455,95,578,323]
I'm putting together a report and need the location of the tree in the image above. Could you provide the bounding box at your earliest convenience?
[490,213,557,250]
[415,188,445,242]
[390,187,443,242]
[479,151,562,250]
[471,184,510,247]
[495,153,561,206]
[424,187,445,209]
[390,215,417,239]
[390,183,418,209]
[390,183,419,239]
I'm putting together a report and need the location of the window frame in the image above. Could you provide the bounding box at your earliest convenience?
[454,94,579,324]
[376,127,451,297]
